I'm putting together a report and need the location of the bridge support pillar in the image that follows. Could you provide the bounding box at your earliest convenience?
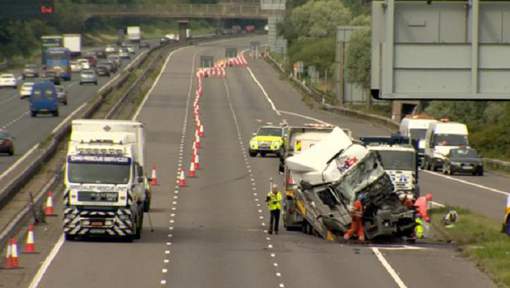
[178,20,190,42]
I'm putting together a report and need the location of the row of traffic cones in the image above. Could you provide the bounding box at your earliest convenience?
[179,52,247,188]
[2,190,58,269]
[2,224,39,269]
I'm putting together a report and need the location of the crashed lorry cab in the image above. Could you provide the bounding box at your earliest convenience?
[285,127,415,240]
[63,120,151,240]
[281,124,336,230]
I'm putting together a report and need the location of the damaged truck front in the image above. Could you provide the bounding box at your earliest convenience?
[285,127,415,240]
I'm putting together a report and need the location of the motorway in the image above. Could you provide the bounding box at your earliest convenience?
[0,46,149,176]
[0,36,497,288]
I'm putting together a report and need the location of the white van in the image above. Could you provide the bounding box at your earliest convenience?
[399,115,437,162]
[423,120,469,171]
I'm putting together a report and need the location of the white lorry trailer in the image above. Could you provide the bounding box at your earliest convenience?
[127,26,141,43]
[63,34,81,57]
[63,120,151,240]
[284,127,415,240]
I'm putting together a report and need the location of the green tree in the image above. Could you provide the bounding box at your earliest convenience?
[279,0,352,43]
[288,37,336,75]
[346,27,370,89]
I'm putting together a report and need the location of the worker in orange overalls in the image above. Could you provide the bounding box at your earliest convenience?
[344,199,365,241]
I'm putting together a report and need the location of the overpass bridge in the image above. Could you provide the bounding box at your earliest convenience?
[80,3,279,20]
[0,2,281,20]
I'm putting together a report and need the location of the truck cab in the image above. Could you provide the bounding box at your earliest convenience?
[361,135,419,198]
[29,81,59,117]
[284,127,416,240]
[63,120,149,240]
[423,120,469,171]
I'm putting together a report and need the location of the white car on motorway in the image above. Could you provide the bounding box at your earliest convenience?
[70,60,82,72]
[0,73,18,89]
[77,59,90,70]
[19,82,34,98]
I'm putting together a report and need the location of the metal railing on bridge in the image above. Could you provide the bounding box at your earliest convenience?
[80,3,279,19]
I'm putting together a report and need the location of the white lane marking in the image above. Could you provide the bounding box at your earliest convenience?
[246,66,329,125]
[246,67,281,116]
[279,110,330,125]
[51,102,88,135]
[26,47,187,288]
[372,247,408,288]
[423,170,510,197]
[97,72,121,94]
[28,234,64,288]
[132,47,186,121]
[0,143,39,181]
[0,93,17,106]
[1,111,28,128]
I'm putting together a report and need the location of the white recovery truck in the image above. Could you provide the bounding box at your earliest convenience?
[360,135,420,198]
[284,127,415,240]
[63,120,152,240]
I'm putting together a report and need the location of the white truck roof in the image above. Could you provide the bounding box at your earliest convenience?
[429,121,468,135]
[70,119,145,167]
[286,127,352,173]
[400,117,437,130]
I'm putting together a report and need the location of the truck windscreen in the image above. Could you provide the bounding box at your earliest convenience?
[333,154,383,201]
[377,150,415,171]
[409,128,427,141]
[433,134,468,146]
[68,156,131,184]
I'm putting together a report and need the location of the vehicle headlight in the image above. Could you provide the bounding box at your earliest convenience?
[450,161,461,166]
[249,139,258,148]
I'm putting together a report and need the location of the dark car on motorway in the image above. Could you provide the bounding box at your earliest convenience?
[140,41,150,49]
[96,50,106,59]
[100,61,117,74]
[96,64,111,77]
[22,64,39,79]
[84,54,97,67]
[41,70,61,85]
[55,85,68,105]
[0,129,14,156]
[442,147,484,176]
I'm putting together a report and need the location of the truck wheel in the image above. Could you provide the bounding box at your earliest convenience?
[65,233,76,241]
[31,111,37,117]
[8,148,14,156]
[53,110,59,117]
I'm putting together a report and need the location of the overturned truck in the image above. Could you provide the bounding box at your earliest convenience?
[284,127,415,240]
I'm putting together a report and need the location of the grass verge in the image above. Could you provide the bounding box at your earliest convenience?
[430,207,510,287]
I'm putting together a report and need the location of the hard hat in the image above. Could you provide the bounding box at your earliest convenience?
[272,184,278,190]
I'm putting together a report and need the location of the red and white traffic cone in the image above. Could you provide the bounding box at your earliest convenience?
[188,161,196,177]
[194,154,200,170]
[199,125,204,137]
[23,224,37,254]
[3,239,21,269]
[44,191,57,216]
[150,164,159,186]
[195,134,201,149]
[3,240,11,269]
[178,169,187,187]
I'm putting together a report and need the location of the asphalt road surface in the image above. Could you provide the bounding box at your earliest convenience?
[3,36,502,288]
[0,47,148,175]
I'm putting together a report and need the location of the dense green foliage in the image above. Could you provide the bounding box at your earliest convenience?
[278,0,370,85]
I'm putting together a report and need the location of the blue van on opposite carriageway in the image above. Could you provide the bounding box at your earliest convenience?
[29,81,59,117]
